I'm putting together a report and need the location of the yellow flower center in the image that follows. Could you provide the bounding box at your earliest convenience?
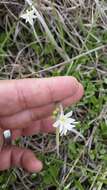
[60,116,66,124]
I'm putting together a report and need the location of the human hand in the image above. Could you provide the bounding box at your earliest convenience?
[0,77,84,172]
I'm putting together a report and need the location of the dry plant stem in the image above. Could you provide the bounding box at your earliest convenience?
[33,6,70,61]
[34,44,106,74]
[61,145,86,187]
[89,166,102,190]
[97,171,107,190]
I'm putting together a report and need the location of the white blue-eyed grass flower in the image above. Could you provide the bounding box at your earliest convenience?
[53,104,84,156]
[20,7,37,27]
[20,3,42,47]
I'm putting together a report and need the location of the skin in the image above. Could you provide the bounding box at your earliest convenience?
[0,76,84,172]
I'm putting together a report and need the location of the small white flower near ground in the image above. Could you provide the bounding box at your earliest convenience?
[20,7,37,27]
[53,104,84,139]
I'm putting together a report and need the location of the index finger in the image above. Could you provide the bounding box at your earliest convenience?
[0,76,79,116]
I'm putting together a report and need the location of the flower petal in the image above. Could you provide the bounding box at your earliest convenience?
[65,111,73,118]
[65,118,76,124]
[20,13,27,19]
[53,120,60,128]
[65,124,75,130]
[59,124,64,133]
[60,127,67,136]
[25,0,33,6]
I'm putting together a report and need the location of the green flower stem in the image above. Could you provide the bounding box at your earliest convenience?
[32,25,42,48]
[56,127,60,157]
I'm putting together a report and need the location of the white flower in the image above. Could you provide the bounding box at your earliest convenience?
[20,7,37,27]
[53,105,84,139]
